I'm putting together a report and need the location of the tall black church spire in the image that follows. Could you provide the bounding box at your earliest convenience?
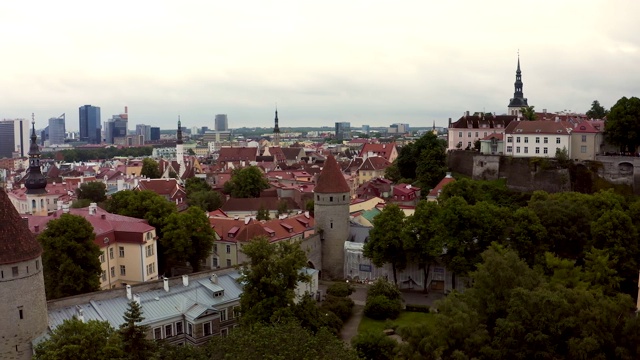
[24,113,47,194]
[273,107,281,146]
[176,116,183,145]
[508,53,528,111]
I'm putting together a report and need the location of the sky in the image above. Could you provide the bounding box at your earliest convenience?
[1,1,639,132]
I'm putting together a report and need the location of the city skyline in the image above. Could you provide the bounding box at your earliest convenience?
[1,1,639,131]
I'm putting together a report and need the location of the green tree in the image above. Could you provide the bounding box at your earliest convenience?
[520,105,536,120]
[605,96,640,152]
[239,236,309,325]
[351,331,397,360]
[363,204,407,285]
[140,158,161,179]
[34,318,125,360]
[37,214,102,299]
[154,342,206,360]
[187,190,224,211]
[205,321,359,360]
[119,301,155,360]
[224,166,270,198]
[161,206,215,272]
[586,100,609,119]
[185,177,211,194]
[405,200,443,292]
[187,148,196,155]
[395,132,447,188]
[277,199,289,215]
[77,181,107,203]
[507,207,548,266]
[106,190,177,239]
[383,161,402,183]
[256,205,271,220]
[71,198,92,208]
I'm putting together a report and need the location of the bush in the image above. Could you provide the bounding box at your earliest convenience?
[351,331,397,360]
[326,282,355,297]
[321,295,354,321]
[367,279,402,301]
[405,304,430,313]
[364,295,401,320]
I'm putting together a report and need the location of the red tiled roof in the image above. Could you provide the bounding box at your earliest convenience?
[359,143,396,161]
[572,120,603,134]
[0,190,43,264]
[315,155,350,194]
[480,133,504,141]
[359,157,391,171]
[428,174,455,198]
[505,120,572,135]
[218,147,257,162]
[449,113,517,129]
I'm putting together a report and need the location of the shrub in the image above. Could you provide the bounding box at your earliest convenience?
[405,304,430,313]
[351,331,397,360]
[321,295,354,321]
[364,295,401,320]
[367,279,401,301]
[326,282,355,297]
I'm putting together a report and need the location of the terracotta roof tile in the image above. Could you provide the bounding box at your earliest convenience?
[315,155,350,193]
[0,190,42,264]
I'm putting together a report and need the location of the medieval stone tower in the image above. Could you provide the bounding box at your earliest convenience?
[314,154,350,280]
[0,189,48,359]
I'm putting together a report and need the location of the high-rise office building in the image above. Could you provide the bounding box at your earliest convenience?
[150,127,160,141]
[215,114,228,131]
[135,124,151,143]
[335,122,351,141]
[0,119,29,158]
[105,107,128,144]
[79,105,101,144]
[48,114,66,145]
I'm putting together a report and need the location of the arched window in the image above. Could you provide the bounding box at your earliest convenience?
[31,199,36,209]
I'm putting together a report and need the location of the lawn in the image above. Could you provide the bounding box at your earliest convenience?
[358,311,435,335]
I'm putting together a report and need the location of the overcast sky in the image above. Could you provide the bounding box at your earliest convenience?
[1,1,639,131]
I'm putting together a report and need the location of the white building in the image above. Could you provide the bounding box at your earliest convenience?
[503,120,572,158]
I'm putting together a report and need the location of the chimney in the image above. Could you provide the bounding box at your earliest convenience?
[101,214,106,220]
[163,277,169,292]
[22,218,29,227]
[34,225,39,233]
[448,118,452,127]
[76,305,85,323]
[445,172,452,178]
[182,275,189,287]
[465,111,470,117]
[89,203,97,215]
[57,200,63,210]
[126,285,132,300]
[210,274,218,284]
[244,216,251,225]
[133,294,141,305]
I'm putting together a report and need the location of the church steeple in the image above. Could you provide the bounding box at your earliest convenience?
[273,107,281,146]
[176,117,183,145]
[508,53,528,115]
[24,113,47,194]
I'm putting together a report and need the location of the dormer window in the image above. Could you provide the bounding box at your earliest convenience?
[228,227,239,238]
[213,290,224,297]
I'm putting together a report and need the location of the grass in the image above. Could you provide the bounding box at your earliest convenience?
[357,311,435,335]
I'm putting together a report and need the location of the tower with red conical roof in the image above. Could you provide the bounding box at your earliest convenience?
[314,154,350,279]
[0,189,48,359]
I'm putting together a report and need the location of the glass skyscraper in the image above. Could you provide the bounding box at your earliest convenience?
[79,105,101,144]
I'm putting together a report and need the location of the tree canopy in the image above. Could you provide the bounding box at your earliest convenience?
[119,301,155,360]
[77,181,107,203]
[37,214,102,299]
[605,96,640,152]
[239,236,309,325]
[586,99,609,119]
[395,132,447,189]
[161,206,215,272]
[34,318,125,360]
[185,177,224,211]
[364,204,407,285]
[223,166,270,198]
[520,105,536,120]
[141,158,161,179]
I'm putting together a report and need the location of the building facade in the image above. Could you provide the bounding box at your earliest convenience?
[79,105,101,144]
[214,114,228,132]
[150,127,161,141]
[48,115,66,145]
[503,120,572,158]
[335,122,351,141]
[0,119,29,158]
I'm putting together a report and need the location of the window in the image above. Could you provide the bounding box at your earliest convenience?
[535,137,540,143]
[165,324,173,338]
[110,267,115,278]
[176,321,183,335]
[220,309,227,322]
[226,259,231,267]
[146,245,154,257]
[19,309,23,319]
[581,146,587,153]
[120,265,126,276]
[233,306,240,318]
[555,137,560,144]
[507,136,513,143]
[506,146,513,152]
[475,132,478,137]
[467,132,471,137]
[581,135,587,142]
[213,257,219,267]
[329,196,333,202]
[203,322,212,336]
[226,245,231,254]
[146,231,153,241]
[544,147,548,154]
[154,327,162,340]
[516,147,521,154]
[535,147,540,154]
[316,195,319,201]
[544,137,548,144]
[119,247,125,258]
[109,247,114,260]
[100,252,105,263]
[516,137,521,143]
[221,328,228,337]
[102,270,107,281]
[524,147,528,154]
[188,323,193,336]
[36,259,40,270]
[484,132,487,137]
[343,195,346,201]
[12,266,18,277]
[146,263,155,276]
[524,137,529,143]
